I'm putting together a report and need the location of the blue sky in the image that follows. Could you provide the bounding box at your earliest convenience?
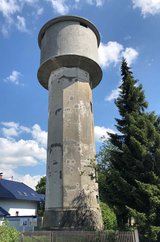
[0,0,160,189]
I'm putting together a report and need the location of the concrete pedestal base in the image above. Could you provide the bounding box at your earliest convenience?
[43,207,103,230]
[43,209,77,230]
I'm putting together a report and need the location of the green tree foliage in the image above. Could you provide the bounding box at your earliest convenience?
[35,176,46,194]
[0,221,20,242]
[97,140,117,202]
[36,176,46,215]
[98,59,160,241]
[100,202,117,230]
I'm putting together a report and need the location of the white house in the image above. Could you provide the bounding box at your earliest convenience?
[0,178,43,216]
[0,177,44,231]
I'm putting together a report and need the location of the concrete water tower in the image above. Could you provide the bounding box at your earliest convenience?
[38,16,103,230]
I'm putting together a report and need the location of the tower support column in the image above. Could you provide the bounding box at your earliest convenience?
[43,67,103,230]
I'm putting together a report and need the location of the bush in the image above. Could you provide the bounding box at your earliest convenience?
[100,202,117,230]
[0,221,20,242]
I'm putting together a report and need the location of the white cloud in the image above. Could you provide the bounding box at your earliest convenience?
[94,126,115,142]
[0,121,47,188]
[1,23,10,36]
[98,41,139,69]
[0,0,105,35]
[103,47,139,102]
[2,127,19,137]
[105,88,120,102]
[105,78,123,102]
[22,0,39,5]
[0,138,46,166]
[31,124,47,148]
[16,15,27,32]
[0,0,43,35]
[1,122,47,148]
[49,0,69,14]
[3,173,43,190]
[96,0,104,6]
[48,0,105,14]
[1,121,19,129]
[0,0,20,18]
[0,122,47,166]
[86,0,93,4]
[1,17,13,36]
[86,0,104,6]
[132,0,160,16]
[4,70,22,85]
[1,170,43,190]
[0,121,115,188]
[98,41,123,67]
[19,125,31,133]
[20,174,43,190]
[1,121,30,138]
[37,7,43,15]
[0,0,20,36]
[122,48,139,66]
[20,0,43,16]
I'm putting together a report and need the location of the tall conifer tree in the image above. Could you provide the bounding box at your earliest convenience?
[99,59,160,241]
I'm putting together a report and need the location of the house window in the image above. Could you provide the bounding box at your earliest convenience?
[16,211,19,216]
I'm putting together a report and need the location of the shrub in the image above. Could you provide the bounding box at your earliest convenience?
[0,220,20,242]
[100,202,117,230]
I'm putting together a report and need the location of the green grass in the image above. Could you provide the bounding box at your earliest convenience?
[22,235,50,242]
[23,235,102,242]
[21,230,118,242]
[22,235,115,242]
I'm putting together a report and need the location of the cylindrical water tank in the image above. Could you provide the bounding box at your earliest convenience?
[38,16,102,89]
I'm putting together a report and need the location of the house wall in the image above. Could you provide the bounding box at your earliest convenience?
[6,216,38,232]
[0,200,37,216]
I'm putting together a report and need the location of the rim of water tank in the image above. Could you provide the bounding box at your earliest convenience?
[38,15,100,48]
[37,54,102,90]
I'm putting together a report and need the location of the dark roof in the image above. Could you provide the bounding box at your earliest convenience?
[38,193,45,201]
[0,207,10,216]
[0,179,42,202]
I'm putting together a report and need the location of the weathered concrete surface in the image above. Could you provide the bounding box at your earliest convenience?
[38,16,102,89]
[43,67,103,230]
[37,16,103,230]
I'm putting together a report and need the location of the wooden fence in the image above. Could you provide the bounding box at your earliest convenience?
[20,230,139,242]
